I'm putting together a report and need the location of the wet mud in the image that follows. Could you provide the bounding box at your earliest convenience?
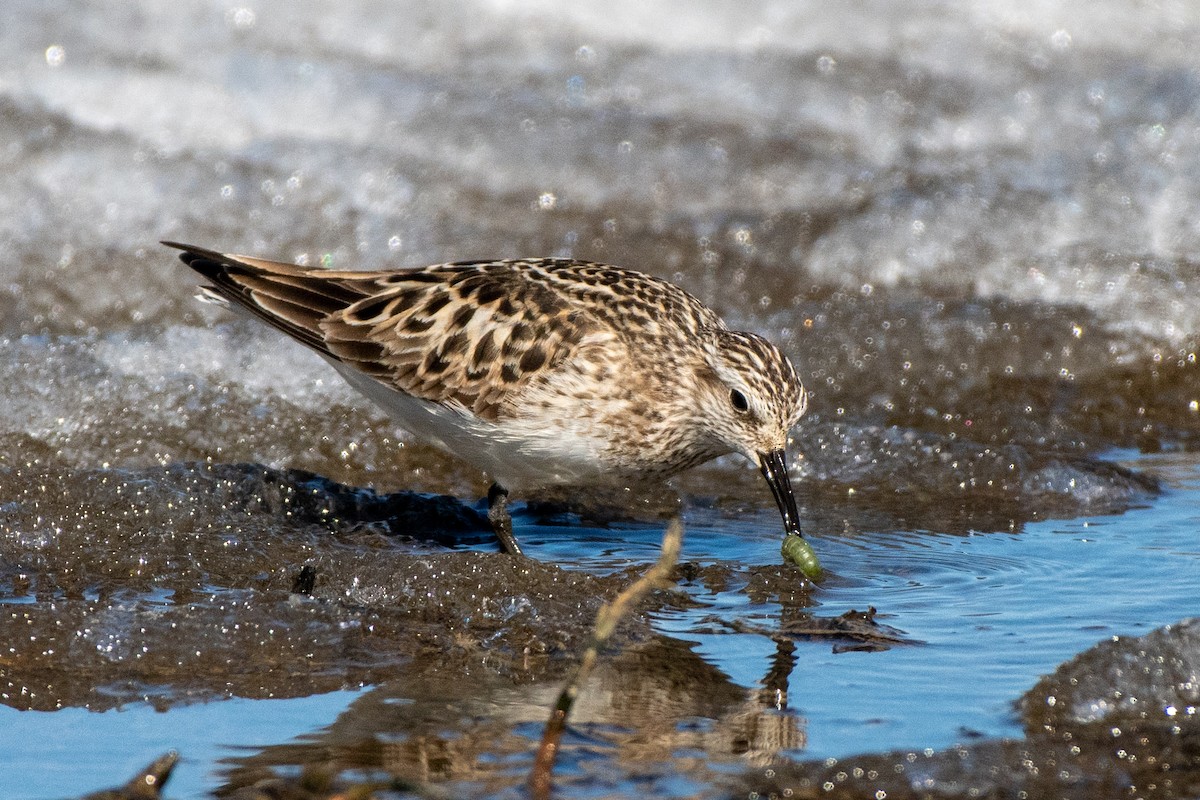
[0,462,671,713]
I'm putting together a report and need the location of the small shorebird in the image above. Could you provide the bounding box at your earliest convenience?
[165,242,815,571]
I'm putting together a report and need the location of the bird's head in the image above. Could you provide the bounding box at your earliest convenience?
[698,328,808,540]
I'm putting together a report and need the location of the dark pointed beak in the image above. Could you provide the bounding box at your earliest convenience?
[758,448,803,538]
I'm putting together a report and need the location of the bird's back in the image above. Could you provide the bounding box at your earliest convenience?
[167,243,723,423]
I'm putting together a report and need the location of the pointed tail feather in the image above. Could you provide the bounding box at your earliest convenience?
[163,241,356,356]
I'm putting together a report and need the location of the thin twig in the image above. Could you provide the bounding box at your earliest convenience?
[528,518,684,799]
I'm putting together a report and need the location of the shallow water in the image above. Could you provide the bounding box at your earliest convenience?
[4,451,1197,797]
[538,449,1200,757]
[3,1,1200,797]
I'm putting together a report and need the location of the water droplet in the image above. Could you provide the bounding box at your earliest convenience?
[225,7,257,29]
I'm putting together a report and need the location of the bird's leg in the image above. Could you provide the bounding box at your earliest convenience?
[487,483,526,557]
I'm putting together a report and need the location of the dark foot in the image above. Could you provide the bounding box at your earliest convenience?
[487,483,526,557]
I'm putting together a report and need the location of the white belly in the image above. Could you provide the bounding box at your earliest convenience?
[330,360,614,489]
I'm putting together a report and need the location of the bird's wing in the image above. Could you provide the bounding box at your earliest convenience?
[165,242,603,420]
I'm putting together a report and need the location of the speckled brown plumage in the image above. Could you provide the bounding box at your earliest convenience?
[165,241,811,555]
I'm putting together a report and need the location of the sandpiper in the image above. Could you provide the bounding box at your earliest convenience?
[165,242,819,575]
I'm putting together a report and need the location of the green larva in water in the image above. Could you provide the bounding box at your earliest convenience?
[781,533,823,580]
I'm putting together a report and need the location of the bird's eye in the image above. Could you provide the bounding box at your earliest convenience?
[730,389,750,413]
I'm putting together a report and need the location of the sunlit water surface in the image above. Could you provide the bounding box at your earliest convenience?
[4,452,1194,798]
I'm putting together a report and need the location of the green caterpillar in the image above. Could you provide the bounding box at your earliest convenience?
[781,533,823,580]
